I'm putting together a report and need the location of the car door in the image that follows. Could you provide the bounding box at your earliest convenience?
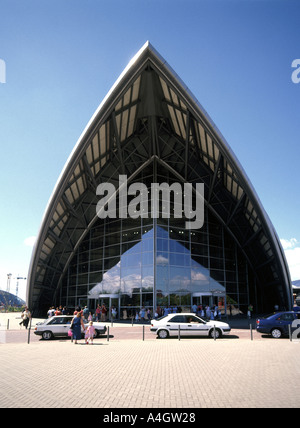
[167,315,209,336]
[46,317,66,336]
[167,315,187,336]
[185,315,210,336]
[62,316,74,335]
[275,313,294,335]
[281,313,296,335]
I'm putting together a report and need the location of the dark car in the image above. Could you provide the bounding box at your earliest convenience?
[256,311,300,338]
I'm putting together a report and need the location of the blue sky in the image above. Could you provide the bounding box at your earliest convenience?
[0,0,300,300]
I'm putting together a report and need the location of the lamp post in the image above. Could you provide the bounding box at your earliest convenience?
[6,273,12,293]
[15,276,26,298]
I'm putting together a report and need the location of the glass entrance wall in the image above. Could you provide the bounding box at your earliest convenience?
[59,173,257,318]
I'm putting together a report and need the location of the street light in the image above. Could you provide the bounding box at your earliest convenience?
[15,276,26,297]
[6,273,12,292]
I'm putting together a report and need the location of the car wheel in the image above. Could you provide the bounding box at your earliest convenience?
[271,328,282,338]
[157,329,169,339]
[209,328,222,339]
[42,331,53,340]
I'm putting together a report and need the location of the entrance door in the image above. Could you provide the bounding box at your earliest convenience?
[202,296,210,307]
[98,297,109,321]
[191,293,212,308]
[98,294,120,320]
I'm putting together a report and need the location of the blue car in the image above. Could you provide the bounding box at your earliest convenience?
[256,311,300,338]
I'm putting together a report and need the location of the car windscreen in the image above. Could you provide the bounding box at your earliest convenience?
[156,315,168,321]
[48,318,65,325]
[47,317,73,325]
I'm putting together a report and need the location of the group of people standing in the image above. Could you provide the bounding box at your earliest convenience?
[46,302,224,325]
[191,304,222,321]
[47,306,69,317]
[95,303,109,322]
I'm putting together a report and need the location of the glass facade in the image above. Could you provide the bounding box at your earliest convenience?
[59,167,256,318]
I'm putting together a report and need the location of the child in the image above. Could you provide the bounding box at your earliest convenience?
[85,321,96,345]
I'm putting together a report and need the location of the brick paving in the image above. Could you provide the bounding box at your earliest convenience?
[0,332,300,408]
[1,313,300,408]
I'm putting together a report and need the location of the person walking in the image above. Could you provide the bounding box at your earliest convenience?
[85,321,96,345]
[19,307,31,329]
[70,312,85,344]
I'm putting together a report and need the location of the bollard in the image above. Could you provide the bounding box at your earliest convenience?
[143,325,145,341]
[132,317,134,327]
[213,325,216,341]
[107,325,109,342]
[250,324,253,341]
[7,319,9,330]
[178,324,180,341]
[27,319,32,344]
[289,324,292,342]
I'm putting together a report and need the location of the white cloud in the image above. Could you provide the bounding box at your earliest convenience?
[281,238,300,281]
[24,236,36,247]
[280,238,298,250]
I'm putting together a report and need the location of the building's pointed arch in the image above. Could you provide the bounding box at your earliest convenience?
[27,42,292,315]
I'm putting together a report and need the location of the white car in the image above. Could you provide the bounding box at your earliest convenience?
[34,315,107,340]
[150,313,231,339]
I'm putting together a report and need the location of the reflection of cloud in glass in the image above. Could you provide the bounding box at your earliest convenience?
[156,255,169,264]
[88,282,102,298]
[191,266,224,292]
[169,276,191,292]
[88,225,224,299]
[191,269,208,282]
[142,275,154,291]
[102,262,121,293]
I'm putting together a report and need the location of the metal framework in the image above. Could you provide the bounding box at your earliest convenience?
[27,42,292,315]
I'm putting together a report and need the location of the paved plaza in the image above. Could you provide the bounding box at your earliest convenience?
[1,313,300,408]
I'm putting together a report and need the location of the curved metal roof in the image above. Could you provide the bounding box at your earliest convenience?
[27,42,292,312]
